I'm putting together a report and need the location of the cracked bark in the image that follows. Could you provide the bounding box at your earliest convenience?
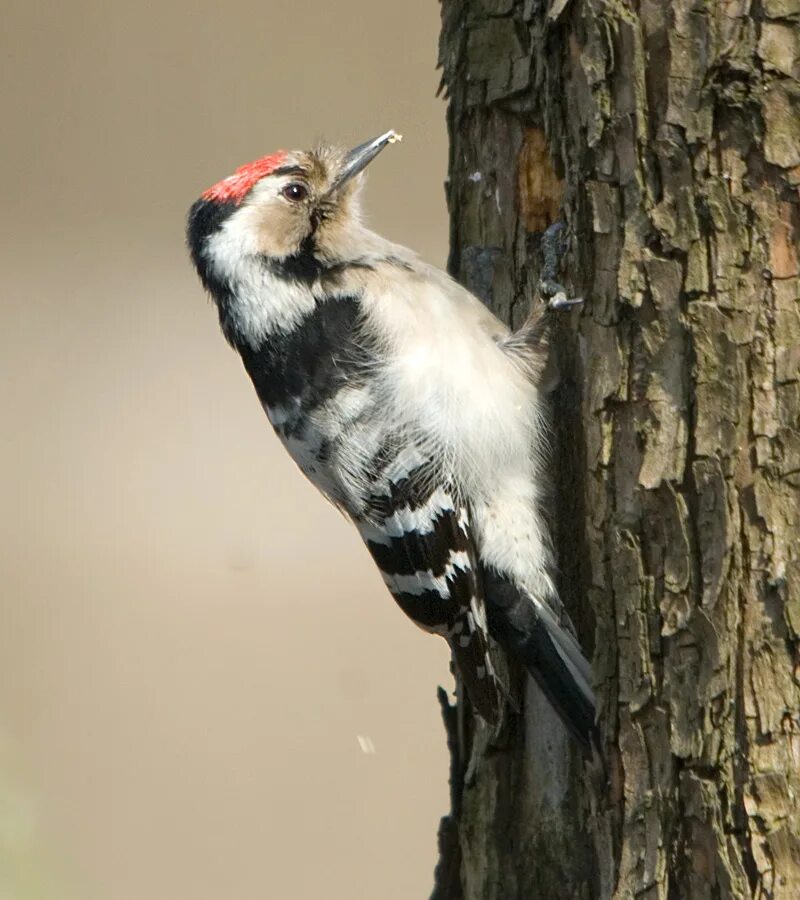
[433,2,800,898]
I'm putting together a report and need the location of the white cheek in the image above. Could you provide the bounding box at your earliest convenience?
[204,205,317,347]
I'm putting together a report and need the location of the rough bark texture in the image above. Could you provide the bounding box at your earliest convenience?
[434,2,800,898]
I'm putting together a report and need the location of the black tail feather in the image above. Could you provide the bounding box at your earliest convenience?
[483,567,596,750]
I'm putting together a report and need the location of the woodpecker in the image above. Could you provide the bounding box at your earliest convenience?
[187,131,595,747]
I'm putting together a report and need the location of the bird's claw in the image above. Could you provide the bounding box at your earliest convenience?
[539,277,583,310]
[548,293,584,311]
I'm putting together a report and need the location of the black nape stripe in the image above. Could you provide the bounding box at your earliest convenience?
[186,198,237,291]
[186,198,245,344]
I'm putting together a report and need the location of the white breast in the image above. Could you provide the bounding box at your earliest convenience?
[360,265,541,495]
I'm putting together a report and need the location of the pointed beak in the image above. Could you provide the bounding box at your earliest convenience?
[328,130,402,193]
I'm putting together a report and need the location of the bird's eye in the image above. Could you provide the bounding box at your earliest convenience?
[281,183,308,202]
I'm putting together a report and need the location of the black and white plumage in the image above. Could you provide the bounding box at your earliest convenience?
[187,132,595,746]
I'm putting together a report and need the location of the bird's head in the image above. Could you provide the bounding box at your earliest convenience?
[187,130,401,300]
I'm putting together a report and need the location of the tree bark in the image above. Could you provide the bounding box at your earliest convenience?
[433,2,800,898]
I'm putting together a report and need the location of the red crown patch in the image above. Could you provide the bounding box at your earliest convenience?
[202,151,288,204]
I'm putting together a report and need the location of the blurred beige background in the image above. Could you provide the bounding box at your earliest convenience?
[0,3,452,898]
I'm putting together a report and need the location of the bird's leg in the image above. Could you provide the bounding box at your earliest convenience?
[538,221,583,311]
[503,221,582,363]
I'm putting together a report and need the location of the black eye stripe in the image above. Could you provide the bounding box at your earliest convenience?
[271,165,307,177]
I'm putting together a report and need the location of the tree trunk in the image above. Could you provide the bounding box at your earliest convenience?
[433,1,800,898]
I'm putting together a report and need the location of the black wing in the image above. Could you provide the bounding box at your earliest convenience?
[356,453,503,724]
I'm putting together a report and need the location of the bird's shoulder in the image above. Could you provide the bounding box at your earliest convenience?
[323,231,510,344]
